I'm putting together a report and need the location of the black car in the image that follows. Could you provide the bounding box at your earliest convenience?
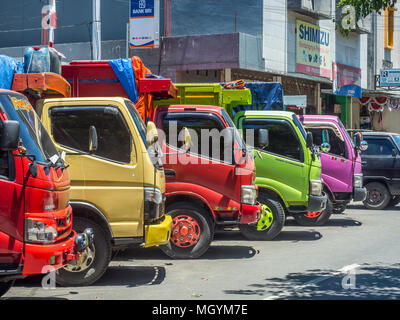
[361,131,400,209]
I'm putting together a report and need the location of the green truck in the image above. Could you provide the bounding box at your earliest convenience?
[152,83,328,240]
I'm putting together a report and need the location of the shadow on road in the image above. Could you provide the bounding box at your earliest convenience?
[213,230,323,242]
[224,263,400,299]
[285,218,362,228]
[113,244,258,261]
[10,265,166,289]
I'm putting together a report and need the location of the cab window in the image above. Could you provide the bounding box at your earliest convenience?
[362,138,395,156]
[50,106,132,164]
[162,112,228,162]
[308,127,347,159]
[242,118,303,162]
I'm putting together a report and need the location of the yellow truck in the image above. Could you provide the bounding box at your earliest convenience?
[36,97,173,285]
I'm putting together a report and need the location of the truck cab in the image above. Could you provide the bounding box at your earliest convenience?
[360,131,400,210]
[37,96,172,286]
[233,111,327,227]
[152,104,261,258]
[0,90,90,296]
[299,115,367,214]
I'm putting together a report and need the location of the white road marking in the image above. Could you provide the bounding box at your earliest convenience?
[262,263,360,300]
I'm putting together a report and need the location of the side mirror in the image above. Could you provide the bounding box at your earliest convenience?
[181,127,191,152]
[0,120,20,151]
[320,142,331,153]
[360,140,368,151]
[88,126,98,153]
[306,131,313,149]
[258,129,269,148]
[146,121,158,147]
[353,133,361,148]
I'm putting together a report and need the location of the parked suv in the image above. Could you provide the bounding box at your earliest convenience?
[361,132,400,210]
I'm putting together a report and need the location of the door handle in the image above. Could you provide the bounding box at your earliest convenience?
[164,169,176,177]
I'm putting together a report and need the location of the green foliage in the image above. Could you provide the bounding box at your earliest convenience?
[337,0,397,36]
[338,0,397,18]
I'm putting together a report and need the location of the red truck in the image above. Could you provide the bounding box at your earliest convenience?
[61,60,261,258]
[153,104,261,258]
[0,89,91,297]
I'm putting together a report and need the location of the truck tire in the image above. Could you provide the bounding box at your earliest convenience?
[294,196,333,226]
[363,182,391,210]
[0,280,13,297]
[239,195,285,241]
[160,202,214,259]
[56,217,112,286]
[389,196,400,207]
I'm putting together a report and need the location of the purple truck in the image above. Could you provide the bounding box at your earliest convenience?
[299,115,367,215]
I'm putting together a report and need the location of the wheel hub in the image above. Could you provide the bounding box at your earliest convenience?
[63,245,95,273]
[171,215,201,248]
[304,211,323,219]
[257,204,274,231]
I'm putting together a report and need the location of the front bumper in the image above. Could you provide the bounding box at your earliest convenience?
[353,187,367,202]
[307,192,328,212]
[144,214,172,248]
[23,230,81,275]
[239,202,262,224]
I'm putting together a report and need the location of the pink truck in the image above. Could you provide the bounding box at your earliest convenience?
[299,115,367,217]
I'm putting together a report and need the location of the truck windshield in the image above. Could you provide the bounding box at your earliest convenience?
[393,135,400,148]
[220,109,247,151]
[337,119,355,148]
[292,114,307,140]
[125,100,148,148]
[0,93,60,164]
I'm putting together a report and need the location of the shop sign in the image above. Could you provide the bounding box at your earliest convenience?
[333,62,362,98]
[380,69,400,87]
[296,20,332,79]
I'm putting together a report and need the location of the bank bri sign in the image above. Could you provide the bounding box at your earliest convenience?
[130,0,159,48]
[296,20,332,79]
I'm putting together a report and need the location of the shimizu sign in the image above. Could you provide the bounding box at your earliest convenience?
[296,20,332,79]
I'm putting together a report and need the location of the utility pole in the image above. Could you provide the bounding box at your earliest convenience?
[92,0,101,60]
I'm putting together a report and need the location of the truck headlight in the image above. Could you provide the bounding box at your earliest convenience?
[241,185,257,205]
[310,180,323,196]
[144,187,163,220]
[353,174,363,188]
[25,219,58,244]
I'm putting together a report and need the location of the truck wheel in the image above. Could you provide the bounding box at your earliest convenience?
[0,280,13,297]
[332,204,346,214]
[56,217,112,286]
[239,196,285,241]
[160,202,214,259]
[363,182,391,210]
[389,196,400,207]
[294,196,333,226]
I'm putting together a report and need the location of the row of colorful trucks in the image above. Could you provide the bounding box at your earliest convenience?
[1,50,368,295]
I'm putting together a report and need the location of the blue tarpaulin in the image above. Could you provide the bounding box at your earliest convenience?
[109,58,138,104]
[0,55,23,90]
[233,82,284,115]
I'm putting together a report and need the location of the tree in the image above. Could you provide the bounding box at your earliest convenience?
[337,0,397,35]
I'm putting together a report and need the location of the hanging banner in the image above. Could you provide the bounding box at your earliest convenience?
[296,20,332,79]
[130,0,159,48]
[333,62,362,98]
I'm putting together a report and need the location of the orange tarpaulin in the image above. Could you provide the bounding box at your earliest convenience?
[131,56,153,121]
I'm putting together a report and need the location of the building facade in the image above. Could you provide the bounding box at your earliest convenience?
[0,0,400,131]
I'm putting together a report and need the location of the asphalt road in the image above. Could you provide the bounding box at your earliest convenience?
[3,204,400,300]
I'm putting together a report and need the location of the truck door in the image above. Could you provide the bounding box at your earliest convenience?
[362,136,397,180]
[159,112,238,204]
[307,126,353,193]
[0,120,24,274]
[238,117,308,206]
[43,103,144,238]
